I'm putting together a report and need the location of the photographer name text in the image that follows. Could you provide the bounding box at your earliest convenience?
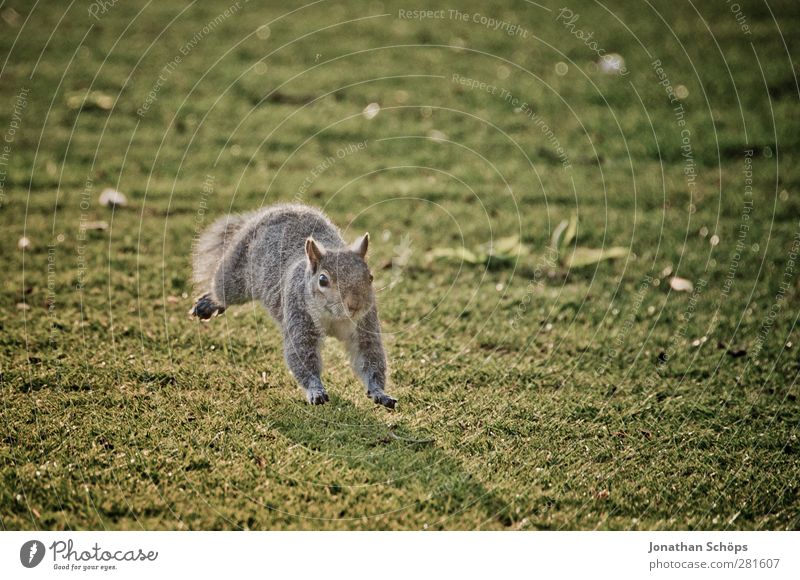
[649,541,748,554]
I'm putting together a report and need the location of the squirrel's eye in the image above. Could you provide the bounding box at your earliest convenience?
[318,273,329,288]
[369,273,374,283]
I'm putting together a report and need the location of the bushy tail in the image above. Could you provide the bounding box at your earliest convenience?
[192,212,255,293]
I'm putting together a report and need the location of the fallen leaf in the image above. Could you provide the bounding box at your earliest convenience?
[599,53,625,74]
[564,246,628,268]
[427,129,447,141]
[487,235,523,256]
[426,246,484,264]
[562,213,578,250]
[2,7,20,26]
[669,276,694,292]
[479,235,526,264]
[66,90,114,111]
[550,219,569,251]
[362,102,380,120]
[82,221,108,231]
[99,188,127,207]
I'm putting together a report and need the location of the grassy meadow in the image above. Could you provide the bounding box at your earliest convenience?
[1,0,799,530]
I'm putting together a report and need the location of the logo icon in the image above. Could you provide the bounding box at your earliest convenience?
[20,540,46,568]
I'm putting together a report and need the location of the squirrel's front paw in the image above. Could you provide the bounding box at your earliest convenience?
[306,387,330,405]
[369,391,397,410]
[189,294,226,321]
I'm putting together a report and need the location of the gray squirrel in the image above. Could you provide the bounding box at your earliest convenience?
[190,203,396,409]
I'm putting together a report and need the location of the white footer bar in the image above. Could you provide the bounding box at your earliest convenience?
[2,531,798,579]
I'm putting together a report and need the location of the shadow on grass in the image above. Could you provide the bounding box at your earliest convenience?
[263,395,514,530]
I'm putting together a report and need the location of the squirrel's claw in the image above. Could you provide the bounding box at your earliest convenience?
[306,389,330,405]
[370,392,396,410]
[189,294,226,321]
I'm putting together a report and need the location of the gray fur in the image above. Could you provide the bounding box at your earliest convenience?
[191,203,395,408]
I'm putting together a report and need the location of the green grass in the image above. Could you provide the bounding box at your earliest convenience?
[1,0,799,530]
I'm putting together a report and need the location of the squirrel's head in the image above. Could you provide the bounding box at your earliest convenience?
[305,233,374,320]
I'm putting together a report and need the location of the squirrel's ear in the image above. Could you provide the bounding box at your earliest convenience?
[351,232,369,258]
[305,237,325,271]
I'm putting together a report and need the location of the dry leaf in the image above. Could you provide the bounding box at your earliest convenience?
[669,276,694,292]
[2,7,20,26]
[426,247,483,264]
[599,53,625,74]
[427,129,447,141]
[99,189,127,208]
[362,102,380,120]
[66,90,114,111]
[550,219,569,251]
[565,246,628,268]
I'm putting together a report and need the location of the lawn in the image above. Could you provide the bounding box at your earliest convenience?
[1,0,799,530]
